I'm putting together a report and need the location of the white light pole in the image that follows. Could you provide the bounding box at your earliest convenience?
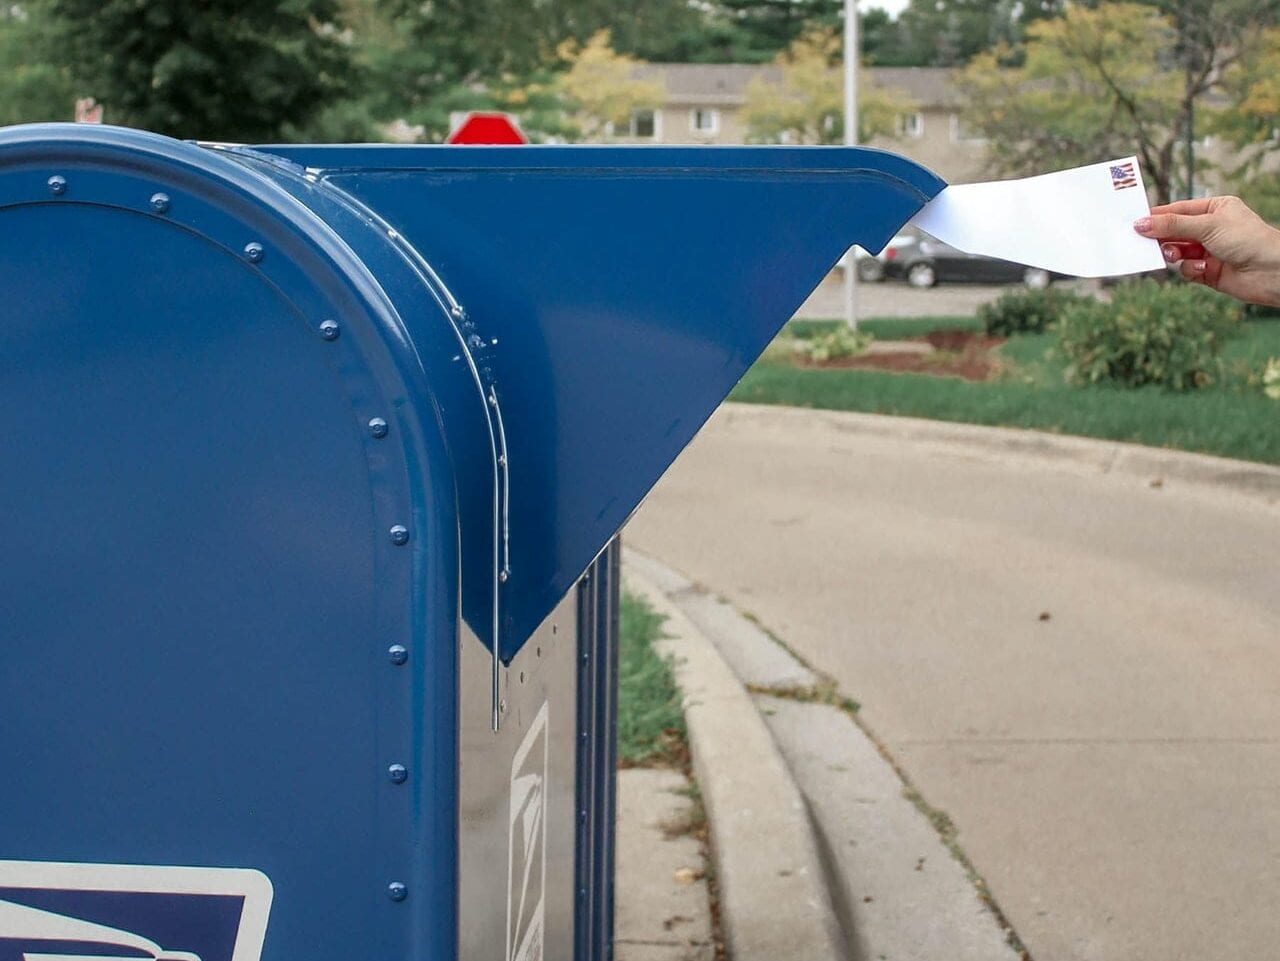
[843,0,859,330]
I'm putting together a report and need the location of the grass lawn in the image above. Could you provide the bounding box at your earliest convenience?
[733,316,1280,465]
[617,591,687,766]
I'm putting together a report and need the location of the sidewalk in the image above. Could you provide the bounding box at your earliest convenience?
[616,767,716,961]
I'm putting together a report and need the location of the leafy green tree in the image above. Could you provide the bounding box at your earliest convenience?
[559,0,717,62]
[375,0,553,96]
[0,2,75,125]
[704,0,842,64]
[882,0,1063,67]
[47,0,354,142]
[555,30,666,142]
[742,28,914,145]
[1212,26,1280,222]
[957,1,1278,204]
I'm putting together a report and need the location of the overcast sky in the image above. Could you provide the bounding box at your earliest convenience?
[866,0,910,16]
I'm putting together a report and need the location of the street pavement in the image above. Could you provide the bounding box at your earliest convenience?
[794,274,1102,319]
[626,403,1280,961]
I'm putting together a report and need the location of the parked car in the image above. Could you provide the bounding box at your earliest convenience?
[881,228,1067,289]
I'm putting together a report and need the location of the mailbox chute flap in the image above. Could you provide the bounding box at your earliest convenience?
[262,143,946,659]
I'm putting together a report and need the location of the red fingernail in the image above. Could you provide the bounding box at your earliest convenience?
[1162,244,1179,262]
[1190,260,1207,273]
[1134,216,1153,233]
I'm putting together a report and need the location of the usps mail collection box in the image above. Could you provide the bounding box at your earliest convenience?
[0,124,943,961]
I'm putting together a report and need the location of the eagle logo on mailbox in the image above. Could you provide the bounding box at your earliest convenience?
[0,861,272,961]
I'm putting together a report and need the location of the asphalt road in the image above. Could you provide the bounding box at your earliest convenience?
[626,403,1280,961]
[795,274,1102,319]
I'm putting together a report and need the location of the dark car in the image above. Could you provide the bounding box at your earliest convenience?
[882,229,1067,289]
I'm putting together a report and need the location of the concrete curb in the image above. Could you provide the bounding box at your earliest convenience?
[720,402,1280,507]
[625,547,1026,961]
[623,563,846,961]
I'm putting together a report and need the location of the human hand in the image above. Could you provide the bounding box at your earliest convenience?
[1134,196,1280,307]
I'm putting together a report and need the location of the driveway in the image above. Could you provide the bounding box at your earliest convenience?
[626,403,1280,961]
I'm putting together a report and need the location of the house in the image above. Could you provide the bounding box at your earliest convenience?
[628,63,990,184]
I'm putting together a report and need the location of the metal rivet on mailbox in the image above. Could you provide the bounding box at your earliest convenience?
[389,525,409,546]
[150,192,171,214]
[388,644,408,665]
[368,417,388,438]
[243,242,264,263]
[47,175,66,196]
[387,882,407,901]
[318,319,340,341]
[388,763,408,784]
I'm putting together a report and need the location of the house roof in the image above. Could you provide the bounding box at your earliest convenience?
[636,63,959,109]
[635,63,783,105]
[865,67,961,108]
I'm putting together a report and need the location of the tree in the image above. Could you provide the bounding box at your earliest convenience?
[741,28,915,145]
[879,0,1064,67]
[957,2,1277,204]
[1212,26,1280,222]
[0,3,75,125]
[375,0,555,98]
[555,30,665,142]
[561,0,720,63]
[705,0,842,64]
[47,0,354,142]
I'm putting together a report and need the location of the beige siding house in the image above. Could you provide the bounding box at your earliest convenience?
[627,63,991,184]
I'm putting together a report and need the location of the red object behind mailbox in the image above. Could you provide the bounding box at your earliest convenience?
[446,112,528,145]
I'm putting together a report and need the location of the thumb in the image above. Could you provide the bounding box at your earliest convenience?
[1137,210,1216,242]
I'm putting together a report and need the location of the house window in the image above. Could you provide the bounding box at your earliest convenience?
[690,108,720,135]
[949,113,985,144]
[900,112,924,138]
[630,109,658,139]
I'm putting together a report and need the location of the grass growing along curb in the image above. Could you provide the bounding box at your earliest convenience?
[735,319,1280,465]
[618,591,687,767]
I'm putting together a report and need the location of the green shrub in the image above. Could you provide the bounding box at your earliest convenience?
[1265,358,1280,400]
[805,326,873,363]
[1058,280,1241,391]
[978,287,1090,336]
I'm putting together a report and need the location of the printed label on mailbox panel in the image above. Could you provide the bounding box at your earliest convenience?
[506,702,548,961]
[0,861,273,961]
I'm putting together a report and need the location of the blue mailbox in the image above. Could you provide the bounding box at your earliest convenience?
[0,123,943,961]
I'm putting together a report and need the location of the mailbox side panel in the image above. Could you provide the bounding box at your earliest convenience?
[457,595,580,960]
[575,540,620,961]
[454,539,619,961]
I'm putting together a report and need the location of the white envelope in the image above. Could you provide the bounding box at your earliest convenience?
[908,157,1165,278]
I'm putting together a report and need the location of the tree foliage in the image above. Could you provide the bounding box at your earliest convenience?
[704,0,841,63]
[554,31,665,142]
[957,1,1278,204]
[867,0,1064,67]
[46,0,353,141]
[1212,26,1280,220]
[0,3,75,126]
[742,28,914,145]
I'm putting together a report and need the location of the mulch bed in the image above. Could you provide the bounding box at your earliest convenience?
[801,330,1007,382]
